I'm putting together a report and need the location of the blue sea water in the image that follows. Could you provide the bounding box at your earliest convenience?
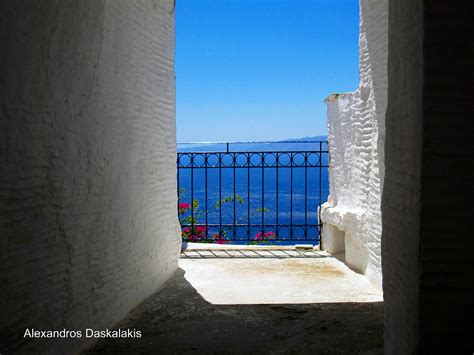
[177,139,329,244]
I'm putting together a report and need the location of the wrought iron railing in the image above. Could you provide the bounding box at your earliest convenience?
[177,141,329,244]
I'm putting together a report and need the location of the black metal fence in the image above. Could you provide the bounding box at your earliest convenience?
[177,141,329,245]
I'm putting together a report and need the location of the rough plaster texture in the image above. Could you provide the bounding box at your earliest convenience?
[0,1,180,353]
[383,1,474,353]
[320,0,387,289]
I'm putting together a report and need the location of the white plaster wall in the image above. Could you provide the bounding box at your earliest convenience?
[320,0,387,289]
[0,1,180,353]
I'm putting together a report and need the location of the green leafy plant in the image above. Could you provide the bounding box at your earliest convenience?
[178,189,274,243]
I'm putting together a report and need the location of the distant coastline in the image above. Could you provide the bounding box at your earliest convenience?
[177,135,328,152]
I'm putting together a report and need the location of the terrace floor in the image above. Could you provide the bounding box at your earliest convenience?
[86,248,384,354]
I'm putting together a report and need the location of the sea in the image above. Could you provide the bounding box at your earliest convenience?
[177,137,329,244]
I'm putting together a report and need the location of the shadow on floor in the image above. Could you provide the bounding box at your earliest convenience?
[85,268,383,354]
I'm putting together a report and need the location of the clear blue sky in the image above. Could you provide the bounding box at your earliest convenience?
[176,0,359,142]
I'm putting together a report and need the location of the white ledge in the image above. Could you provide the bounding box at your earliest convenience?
[324,92,356,103]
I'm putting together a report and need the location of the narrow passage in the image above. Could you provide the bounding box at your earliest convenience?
[86,251,383,354]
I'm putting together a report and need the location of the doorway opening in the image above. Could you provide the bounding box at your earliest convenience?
[176,0,358,249]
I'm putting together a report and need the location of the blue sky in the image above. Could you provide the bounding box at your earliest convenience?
[176,0,359,142]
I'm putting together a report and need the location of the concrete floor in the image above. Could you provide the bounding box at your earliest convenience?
[180,254,382,304]
[86,253,384,354]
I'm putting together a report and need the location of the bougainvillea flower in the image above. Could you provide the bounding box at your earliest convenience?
[179,202,191,209]
[179,202,192,214]
[196,226,207,233]
[254,231,264,240]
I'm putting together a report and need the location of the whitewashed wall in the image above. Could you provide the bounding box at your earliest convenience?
[320,0,387,289]
[0,1,180,353]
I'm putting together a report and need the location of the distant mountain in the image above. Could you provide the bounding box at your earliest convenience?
[177,135,328,152]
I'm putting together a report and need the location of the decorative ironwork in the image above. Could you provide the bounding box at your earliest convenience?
[177,141,329,244]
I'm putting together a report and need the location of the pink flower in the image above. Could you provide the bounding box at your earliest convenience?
[216,240,227,244]
[264,231,275,238]
[196,226,206,233]
[254,231,263,240]
[254,231,275,240]
[179,202,191,214]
